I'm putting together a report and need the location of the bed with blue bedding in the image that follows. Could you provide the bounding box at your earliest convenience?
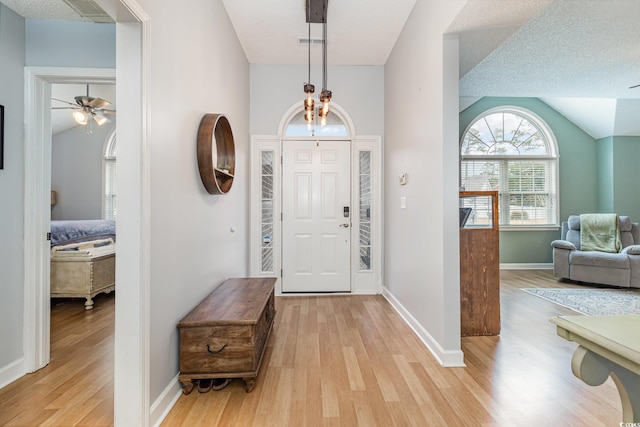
[50,219,116,309]
[50,219,116,246]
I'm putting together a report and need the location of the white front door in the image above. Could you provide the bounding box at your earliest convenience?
[282,140,351,292]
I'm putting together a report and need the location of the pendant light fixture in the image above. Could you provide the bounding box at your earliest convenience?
[302,0,331,126]
[303,0,315,124]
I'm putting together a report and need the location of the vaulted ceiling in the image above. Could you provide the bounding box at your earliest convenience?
[4,0,640,138]
[453,0,640,138]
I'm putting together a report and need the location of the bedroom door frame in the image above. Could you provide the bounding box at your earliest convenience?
[24,67,116,373]
[23,1,151,424]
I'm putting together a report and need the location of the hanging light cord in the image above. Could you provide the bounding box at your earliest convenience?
[322,21,327,90]
[307,1,311,85]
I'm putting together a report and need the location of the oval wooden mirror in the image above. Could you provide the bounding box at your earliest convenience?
[197,113,235,194]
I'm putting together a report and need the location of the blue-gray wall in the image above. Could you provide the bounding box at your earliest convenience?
[597,136,614,212]
[0,16,115,382]
[460,97,600,263]
[604,136,640,218]
[26,20,115,67]
[0,3,25,374]
[51,122,115,220]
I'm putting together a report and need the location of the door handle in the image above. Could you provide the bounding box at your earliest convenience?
[339,223,350,228]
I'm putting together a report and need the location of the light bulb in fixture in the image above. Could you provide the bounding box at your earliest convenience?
[93,112,110,126]
[318,89,332,125]
[303,83,315,123]
[73,109,89,125]
[304,97,315,123]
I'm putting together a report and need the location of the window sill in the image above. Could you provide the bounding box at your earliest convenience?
[499,226,560,232]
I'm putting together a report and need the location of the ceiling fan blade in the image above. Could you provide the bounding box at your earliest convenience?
[630,84,640,89]
[51,107,80,110]
[100,109,116,115]
[52,97,79,107]
[87,97,111,109]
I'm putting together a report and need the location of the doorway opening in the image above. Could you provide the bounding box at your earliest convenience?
[249,102,382,295]
[24,67,116,373]
[24,1,149,422]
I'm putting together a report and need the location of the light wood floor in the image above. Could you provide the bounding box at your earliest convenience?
[0,293,114,427]
[0,271,624,426]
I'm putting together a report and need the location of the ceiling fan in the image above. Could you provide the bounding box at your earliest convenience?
[52,85,116,133]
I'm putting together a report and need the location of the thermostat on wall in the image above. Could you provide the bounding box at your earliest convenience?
[399,173,407,185]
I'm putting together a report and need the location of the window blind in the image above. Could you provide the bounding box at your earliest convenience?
[461,158,557,226]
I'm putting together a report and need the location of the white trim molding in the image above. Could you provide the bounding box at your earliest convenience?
[150,375,182,427]
[111,2,152,425]
[500,263,553,270]
[382,287,466,367]
[23,66,116,375]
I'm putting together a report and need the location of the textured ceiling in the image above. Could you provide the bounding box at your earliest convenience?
[448,0,553,78]
[457,0,640,138]
[1,0,92,21]
[220,0,417,66]
[6,0,640,137]
[459,0,640,99]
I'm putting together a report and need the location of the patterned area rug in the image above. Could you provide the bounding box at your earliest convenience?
[522,288,640,315]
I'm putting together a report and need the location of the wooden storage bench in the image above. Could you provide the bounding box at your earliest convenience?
[177,277,276,394]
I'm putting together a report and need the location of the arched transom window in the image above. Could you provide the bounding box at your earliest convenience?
[460,107,559,228]
[284,110,348,138]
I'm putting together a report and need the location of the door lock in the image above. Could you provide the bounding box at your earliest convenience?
[339,223,350,228]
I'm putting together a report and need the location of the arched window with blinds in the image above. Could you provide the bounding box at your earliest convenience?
[460,107,559,228]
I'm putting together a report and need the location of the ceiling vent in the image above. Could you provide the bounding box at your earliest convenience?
[297,37,325,46]
[62,0,114,23]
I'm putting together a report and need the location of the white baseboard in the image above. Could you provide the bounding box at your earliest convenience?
[151,374,182,427]
[276,290,380,297]
[0,359,24,390]
[500,263,553,270]
[381,287,465,367]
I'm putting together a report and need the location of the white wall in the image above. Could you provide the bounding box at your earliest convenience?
[135,0,251,403]
[26,20,115,68]
[384,0,466,364]
[250,64,384,135]
[51,123,115,220]
[0,3,25,376]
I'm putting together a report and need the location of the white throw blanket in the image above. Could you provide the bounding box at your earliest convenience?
[580,213,620,253]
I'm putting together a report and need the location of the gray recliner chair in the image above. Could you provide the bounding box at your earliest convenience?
[551,215,640,288]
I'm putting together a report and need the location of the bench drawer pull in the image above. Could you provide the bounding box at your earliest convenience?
[207,343,227,354]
